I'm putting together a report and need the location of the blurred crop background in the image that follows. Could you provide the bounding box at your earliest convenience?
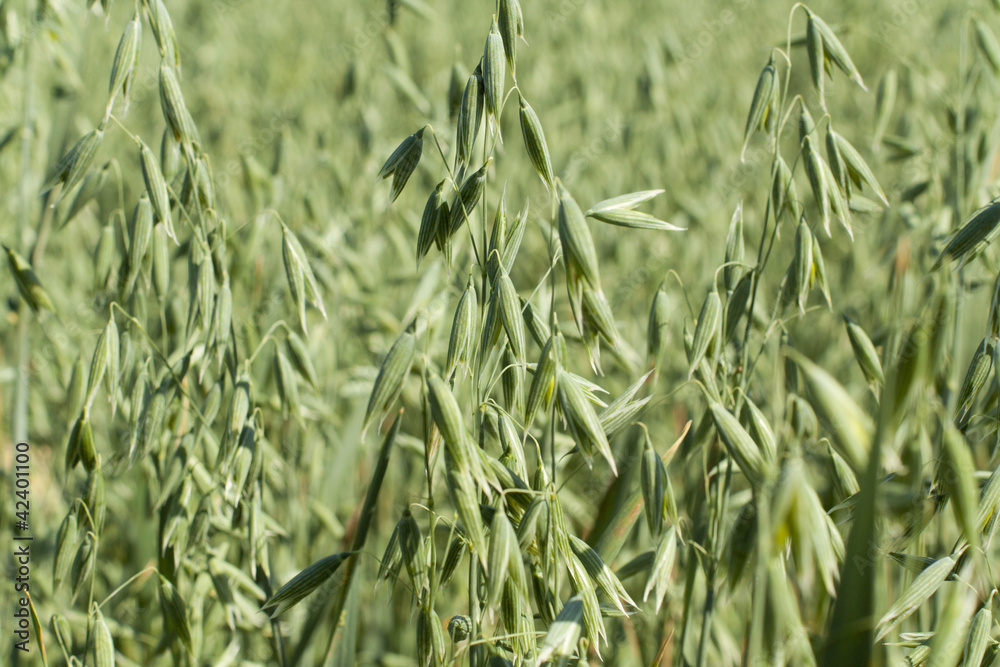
[2,0,1000,665]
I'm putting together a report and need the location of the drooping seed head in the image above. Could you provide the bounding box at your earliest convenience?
[456,67,485,168]
[159,62,200,149]
[742,58,776,160]
[498,0,524,73]
[843,315,884,385]
[139,140,175,241]
[416,180,446,264]
[519,95,555,190]
[557,183,600,288]
[377,128,425,205]
[449,159,490,236]
[363,331,416,435]
[107,14,142,115]
[5,245,55,313]
[483,20,506,124]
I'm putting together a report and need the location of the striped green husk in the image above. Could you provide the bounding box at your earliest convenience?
[961,599,992,667]
[644,526,678,612]
[772,155,798,223]
[487,510,520,608]
[398,509,426,594]
[742,59,776,160]
[812,234,832,308]
[59,161,110,229]
[536,594,583,663]
[85,316,119,413]
[444,446,488,567]
[456,68,484,168]
[520,95,555,190]
[976,467,1000,534]
[502,199,529,270]
[641,436,665,537]
[478,294,504,376]
[582,285,622,349]
[741,394,777,462]
[498,0,524,72]
[439,536,464,587]
[598,370,653,439]
[647,281,670,364]
[708,401,769,488]
[724,503,755,591]
[377,524,403,587]
[844,316,884,384]
[107,13,141,114]
[825,126,847,193]
[724,204,745,290]
[416,605,445,667]
[147,0,180,66]
[160,127,181,181]
[152,222,170,296]
[280,222,327,333]
[808,10,866,89]
[954,336,994,430]
[522,298,550,348]
[487,187,507,283]
[799,103,817,140]
[806,15,825,107]
[516,496,545,549]
[140,140,175,241]
[483,20,506,122]
[803,134,832,235]
[497,269,526,363]
[70,533,95,601]
[125,195,154,297]
[789,349,872,471]
[793,221,813,312]
[558,183,600,287]
[688,289,720,377]
[526,333,558,427]
[378,128,424,204]
[158,574,193,650]
[260,552,352,618]
[92,604,114,667]
[159,62,200,148]
[876,555,955,640]
[53,510,78,590]
[569,535,635,614]
[5,245,55,312]
[561,556,604,648]
[502,347,525,418]
[832,130,888,205]
[51,614,73,661]
[427,375,488,494]
[427,374,465,452]
[449,160,490,236]
[941,426,981,551]
[933,201,1000,270]
[43,126,105,199]
[556,370,617,474]
[418,180,447,263]
[446,278,478,381]
[363,332,416,434]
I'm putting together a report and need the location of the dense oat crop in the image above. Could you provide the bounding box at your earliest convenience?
[2,0,1000,665]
